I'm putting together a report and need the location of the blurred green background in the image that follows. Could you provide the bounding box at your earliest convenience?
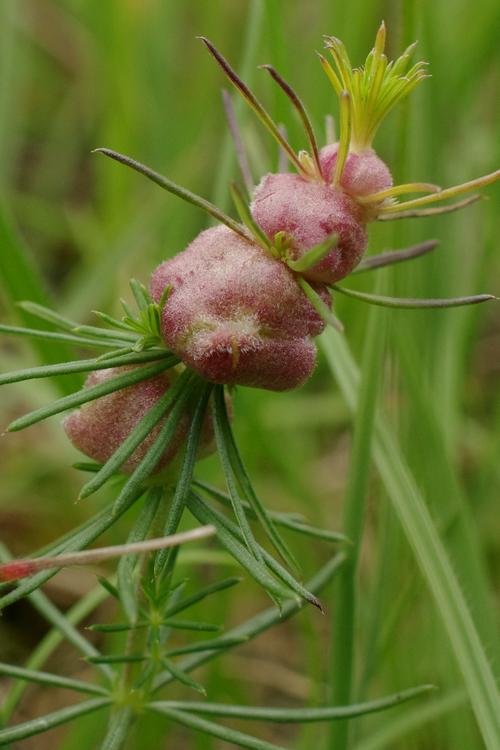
[0,1,499,748]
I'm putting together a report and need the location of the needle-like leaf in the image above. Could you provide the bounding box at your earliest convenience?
[93,148,250,242]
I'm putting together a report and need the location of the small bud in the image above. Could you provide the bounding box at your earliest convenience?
[319,143,393,197]
[63,366,216,473]
[251,173,367,284]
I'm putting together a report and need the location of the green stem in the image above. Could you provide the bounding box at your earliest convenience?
[321,329,500,750]
[329,289,386,750]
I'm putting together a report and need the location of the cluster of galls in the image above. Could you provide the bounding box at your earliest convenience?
[65,24,498,473]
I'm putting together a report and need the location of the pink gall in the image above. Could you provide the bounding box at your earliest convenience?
[151,225,329,390]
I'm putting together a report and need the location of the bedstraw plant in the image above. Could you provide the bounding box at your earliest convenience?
[0,16,498,750]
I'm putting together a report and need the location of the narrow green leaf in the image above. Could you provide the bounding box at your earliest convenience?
[0,663,108,697]
[164,576,241,618]
[297,276,344,332]
[0,350,176,386]
[213,387,265,564]
[7,360,172,432]
[260,64,321,177]
[286,233,339,272]
[155,384,213,574]
[0,323,124,350]
[214,386,299,571]
[94,148,249,242]
[332,284,496,309]
[150,684,434,722]
[153,553,345,693]
[117,487,163,622]
[199,37,303,176]
[161,658,206,696]
[17,301,81,332]
[110,375,199,516]
[148,705,288,750]
[0,698,110,745]
[187,493,293,603]
[0,543,113,682]
[352,239,438,275]
[165,637,247,657]
[0,490,145,610]
[193,480,347,543]
[1,584,111,727]
[79,369,186,500]
[229,182,274,252]
[0,206,79,392]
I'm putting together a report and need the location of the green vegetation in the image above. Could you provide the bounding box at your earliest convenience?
[0,1,498,749]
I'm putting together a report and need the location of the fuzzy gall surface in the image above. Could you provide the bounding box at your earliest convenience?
[151,225,329,391]
[251,172,368,284]
[319,143,393,197]
[63,366,214,474]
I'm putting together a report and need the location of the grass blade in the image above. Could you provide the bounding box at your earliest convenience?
[321,328,500,750]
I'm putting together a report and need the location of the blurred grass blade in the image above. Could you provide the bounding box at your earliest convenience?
[151,684,433,721]
[0,698,110,745]
[7,360,172,432]
[329,284,386,750]
[321,329,500,750]
[0,205,79,393]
